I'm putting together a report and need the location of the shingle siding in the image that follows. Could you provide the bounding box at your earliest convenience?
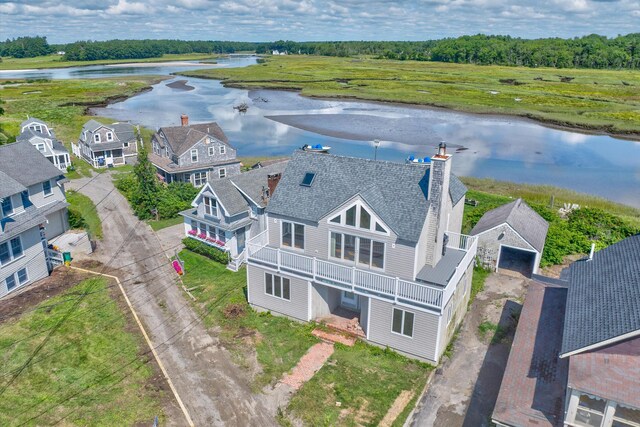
[0,226,49,298]
[475,224,537,271]
[247,264,309,322]
[177,140,237,167]
[367,298,439,363]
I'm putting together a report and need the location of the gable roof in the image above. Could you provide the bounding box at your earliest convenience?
[0,170,27,199]
[470,198,549,252]
[267,151,439,243]
[0,141,63,187]
[560,234,640,357]
[20,117,49,132]
[156,122,230,156]
[16,128,68,154]
[449,175,467,206]
[82,119,107,134]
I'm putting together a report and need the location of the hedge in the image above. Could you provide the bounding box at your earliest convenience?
[182,238,230,265]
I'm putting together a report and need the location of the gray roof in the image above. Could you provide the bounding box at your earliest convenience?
[470,198,549,252]
[20,117,50,133]
[0,170,27,199]
[156,122,230,156]
[0,205,48,242]
[180,208,253,232]
[80,120,136,146]
[561,234,640,356]
[16,128,69,155]
[208,180,249,216]
[449,175,467,206]
[81,119,103,133]
[416,247,466,286]
[267,151,443,243]
[0,141,63,187]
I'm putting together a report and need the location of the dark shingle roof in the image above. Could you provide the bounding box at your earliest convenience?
[449,175,467,206]
[157,122,230,156]
[0,141,63,187]
[0,205,48,242]
[267,151,442,243]
[561,234,640,356]
[230,162,288,208]
[208,180,248,216]
[470,198,549,252]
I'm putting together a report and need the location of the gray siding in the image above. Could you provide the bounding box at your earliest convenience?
[247,264,309,321]
[448,198,464,236]
[28,180,66,208]
[368,298,440,363]
[45,209,68,240]
[310,282,341,319]
[0,226,49,298]
[360,296,370,337]
[437,261,473,361]
[476,224,538,271]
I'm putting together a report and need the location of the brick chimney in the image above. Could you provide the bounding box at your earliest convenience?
[426,142,453,267]
[267,173,282,201]
[181,114,189,126]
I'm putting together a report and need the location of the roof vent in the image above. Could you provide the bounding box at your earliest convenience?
[300,172,316,187]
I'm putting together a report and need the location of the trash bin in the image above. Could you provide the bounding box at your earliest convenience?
[63,252,72,265]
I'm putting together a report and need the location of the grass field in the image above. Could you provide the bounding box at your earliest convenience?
[66,190,103,239]
[179,55,640,136]
[0,276,163,426]
[0,53,218,70]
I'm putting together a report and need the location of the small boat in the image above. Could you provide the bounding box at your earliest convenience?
[302,144,331,153]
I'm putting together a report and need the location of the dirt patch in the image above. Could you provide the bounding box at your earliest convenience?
[0,267,91,322]
[224,303,246,319]
[499,79,526,85]
[380,390,414,426]
[539,254,581,278]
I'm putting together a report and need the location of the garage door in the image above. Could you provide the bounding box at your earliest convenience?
[498,246,536,277]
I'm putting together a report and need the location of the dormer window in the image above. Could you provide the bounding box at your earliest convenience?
[191,149,198,162]
[204,196,218,217]
[106,132,114,141]
[36,143,46,152]
[43,180,52,196]
[94,133,101,143]
[1,196,13,217]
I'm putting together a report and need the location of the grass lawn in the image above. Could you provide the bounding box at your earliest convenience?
[148,216,183,231]
[286,342,433,426]
[0,53,218,70]
[0,277,163,426]
[179,55,640,136]
[178,250,318,389]
[0,76,165,149]
[66,190,103,239]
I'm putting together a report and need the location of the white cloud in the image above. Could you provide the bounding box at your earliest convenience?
[106,0,148,15]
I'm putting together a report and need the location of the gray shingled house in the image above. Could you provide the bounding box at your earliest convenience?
[181,162,287,271]
[16,118,71,172]
[150,115,241,187]
[73,119,139,167]
[245,145,477,364]
[492,234,640,427]
[1,141,70,298]
[470,198,548,276]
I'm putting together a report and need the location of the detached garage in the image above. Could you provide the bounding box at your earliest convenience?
[470,199,549,277]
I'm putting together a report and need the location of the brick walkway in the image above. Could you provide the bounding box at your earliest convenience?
[312,329,357,346]
[280,342,335,390]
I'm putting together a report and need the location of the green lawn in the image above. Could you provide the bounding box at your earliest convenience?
[179,55,640,136]
[0,53,218,70]
[178,250,318,389]
[66,190,103,239]
[286,343,432,426]
[148,216,183,231]
[0,277,163,426]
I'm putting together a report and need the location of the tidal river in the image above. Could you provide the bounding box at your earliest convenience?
[3,57,639,207]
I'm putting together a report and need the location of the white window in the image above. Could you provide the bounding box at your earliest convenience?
[282,221,304,250]
[1,196,13,217]
[106,132,114,141]
[613,404,640,427]
[218,168,226,179]
[0,237,23,266]
[191,149,198,163]
[192,171,207,187]
[208,146,215,156]
[219,145,226,155]
[330,232,384,269]
[265,273,290,300]
[392,308,414,337]
[5,274,16,291]
[204,196,218,217]
[94,133,101,143]
[17,268,28,285]
[36,143,46,152]
[43,180,52,196]
[123,141,129,148]
[331,203,388,233]
[573,394,606,427]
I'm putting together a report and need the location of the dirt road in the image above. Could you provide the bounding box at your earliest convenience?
[68,172,275,426]
[408,273,527,427]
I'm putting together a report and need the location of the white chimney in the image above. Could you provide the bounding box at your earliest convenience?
[426,142,453,267]
[588,243,596,261]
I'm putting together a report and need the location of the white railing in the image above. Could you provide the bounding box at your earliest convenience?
[446,232,477,251]
[441,236,478,306]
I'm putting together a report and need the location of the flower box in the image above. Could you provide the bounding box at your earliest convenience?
[187,230,197,236]
[197,233,207,239]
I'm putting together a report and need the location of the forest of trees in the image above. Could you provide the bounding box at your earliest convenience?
[1,34,639,69]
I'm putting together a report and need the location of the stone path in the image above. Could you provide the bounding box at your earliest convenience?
[280,342,335,390]
[312,329,357,346]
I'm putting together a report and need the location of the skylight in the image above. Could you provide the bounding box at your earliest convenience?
[301,172,316,187]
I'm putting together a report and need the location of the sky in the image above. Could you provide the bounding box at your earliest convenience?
[0,0,638,43]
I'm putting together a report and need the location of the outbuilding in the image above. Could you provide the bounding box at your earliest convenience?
[470,199,548,276]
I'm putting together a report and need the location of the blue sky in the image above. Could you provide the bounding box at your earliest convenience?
[0,0,638,43]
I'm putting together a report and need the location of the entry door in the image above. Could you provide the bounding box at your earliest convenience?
[341,291,359,310]
[236,227,246,254]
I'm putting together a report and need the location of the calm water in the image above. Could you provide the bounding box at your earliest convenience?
[4,57,639,207]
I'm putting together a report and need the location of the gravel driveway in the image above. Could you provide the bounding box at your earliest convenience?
[68,172,275,426]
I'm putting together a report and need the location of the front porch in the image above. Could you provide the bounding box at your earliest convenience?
[312,283,367,338]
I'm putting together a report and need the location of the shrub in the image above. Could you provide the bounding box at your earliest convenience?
[68,206,86,230]
[183,238,230,265]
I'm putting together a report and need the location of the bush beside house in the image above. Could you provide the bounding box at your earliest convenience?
[182,238,230,264]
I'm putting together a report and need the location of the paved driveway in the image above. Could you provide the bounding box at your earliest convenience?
[408,273,528,427]
[68,173,275,426]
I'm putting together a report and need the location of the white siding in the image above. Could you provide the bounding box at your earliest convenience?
[246,264,309,321]
[0,226,49,298]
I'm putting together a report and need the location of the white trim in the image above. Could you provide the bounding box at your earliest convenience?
[495,243,538,274]
[190,149,198,163]
[390,306,415,339]
[280,220,305,252]
[327,229,386,272]
[208,146,215,156]
[366,296,371,340]
[434,308,442,362]
[219,145,226,155]
[560,328,640,358]
[218,168,226,179]
[264,272,291,301]
[307,281,312,321]
[474,222,538,252]
[322,194,394,237]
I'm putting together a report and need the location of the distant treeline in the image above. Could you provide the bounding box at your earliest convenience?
[2,34,640,69]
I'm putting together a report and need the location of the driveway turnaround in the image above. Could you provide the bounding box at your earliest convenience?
[68,172,275,426]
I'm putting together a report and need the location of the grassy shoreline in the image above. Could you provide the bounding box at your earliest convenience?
[0,53,219,70]
[177,55,640,139]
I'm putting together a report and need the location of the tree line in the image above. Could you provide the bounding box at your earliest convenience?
[1,34,639,69]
